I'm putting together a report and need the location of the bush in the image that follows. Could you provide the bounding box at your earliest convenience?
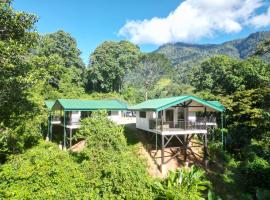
[154,165,209,199]
[240,156,270,191]
[76,110,126,152]
[75,111,155,199]
[0,141,93,199]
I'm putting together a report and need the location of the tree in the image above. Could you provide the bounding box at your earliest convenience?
[0,0,38,125]
[124,53,173,100]
[193,55,270,95]
[37,30,85,69]
[87,40,141,93]
[255,38,270,56]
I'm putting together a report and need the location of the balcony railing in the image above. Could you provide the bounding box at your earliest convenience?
[149,118,216,131]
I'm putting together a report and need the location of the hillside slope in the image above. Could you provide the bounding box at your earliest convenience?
[155,31,270,67]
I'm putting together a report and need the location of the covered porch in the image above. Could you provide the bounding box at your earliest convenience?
[46,99,128,150]
[129,95,225,175]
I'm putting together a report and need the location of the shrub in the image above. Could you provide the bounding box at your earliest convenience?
[0,141,93,199]
[154,165,209,200]
[76,110,126,152]
[75,110,155,199]
[240,156,270,191]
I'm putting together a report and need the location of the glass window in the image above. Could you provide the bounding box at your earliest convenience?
[139,111,146,118]
[178,109,185,121]
[107,111,112,116]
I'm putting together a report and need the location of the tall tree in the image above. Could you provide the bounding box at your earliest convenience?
[192,55,270,96]
[0,0,45,159]
[87,41,141,93]
[125,53,173,100]
[0,0,38,125]
[37,30,85,69]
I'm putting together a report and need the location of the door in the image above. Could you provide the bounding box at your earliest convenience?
[165,110,174,122]
[165,110,174,128]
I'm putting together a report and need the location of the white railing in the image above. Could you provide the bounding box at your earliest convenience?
[149,119,216,131]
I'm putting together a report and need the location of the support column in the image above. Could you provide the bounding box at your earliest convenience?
[184,134,189,167]
[161,111,163,132]
[161,134,166,176]
[184,106,187,130]
[204,133,208,168]
[155,111,158,152]
[50,114,53,141]
[221,112,224,150]
[69,128,72,147]
[46,114,50,141]
[204,107,207,130]
[63,111,67,150]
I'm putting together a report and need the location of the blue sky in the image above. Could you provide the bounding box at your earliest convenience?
[14,0,270,64]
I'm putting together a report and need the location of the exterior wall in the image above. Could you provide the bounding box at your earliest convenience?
[108,111,122,123]
[136,111,152,130]
[70,111,81,124]
[68,110,125,125]
[188,111,196,122]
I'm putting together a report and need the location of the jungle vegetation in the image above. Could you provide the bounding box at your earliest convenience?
[0,1,270,199]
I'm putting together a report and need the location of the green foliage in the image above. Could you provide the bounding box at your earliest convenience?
[76,110,126,152]
[0,142,93,199]
[0,1,45,160]
[239,156,270,191]
[256,188,270,200]
[193,56,270,95]
[37,30,85,69]
[87,40,141,92]
[124,53,175,100]
[154,165,209,200]
[74,111,155,199]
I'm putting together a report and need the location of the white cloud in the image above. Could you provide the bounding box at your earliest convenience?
[118,0,264,45]
[250,6,270,28]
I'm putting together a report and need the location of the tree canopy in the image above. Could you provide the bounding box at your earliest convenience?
[87,40,141,93]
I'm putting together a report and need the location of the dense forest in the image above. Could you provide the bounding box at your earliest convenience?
[0,1,270,199]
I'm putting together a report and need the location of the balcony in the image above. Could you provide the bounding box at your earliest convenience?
[149,117,216,133]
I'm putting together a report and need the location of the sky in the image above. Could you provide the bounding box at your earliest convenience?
[14,0,270,64]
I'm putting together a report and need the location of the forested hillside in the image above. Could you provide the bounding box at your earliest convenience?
[0,1,270,199]
[156,31,270,67]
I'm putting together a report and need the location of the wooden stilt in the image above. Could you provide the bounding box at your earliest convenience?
[63,111,66,150]
[204,133,208,168]
[161,134,166,176]
[69,128,72,147]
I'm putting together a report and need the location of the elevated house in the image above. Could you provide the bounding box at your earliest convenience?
[129,95,225,174]
[45,99,128,149]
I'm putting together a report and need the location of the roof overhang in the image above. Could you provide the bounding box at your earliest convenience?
[129,95,225,112]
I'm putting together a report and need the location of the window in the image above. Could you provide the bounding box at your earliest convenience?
[158,111,162,119]
[81,111,91,118]
[107,111,112,116]
[178,109,185,121]
[139,111,146,118]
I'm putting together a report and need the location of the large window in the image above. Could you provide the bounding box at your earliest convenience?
[139,111,146,118]
[178,109,185,121]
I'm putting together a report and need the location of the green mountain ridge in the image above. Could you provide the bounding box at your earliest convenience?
[155,31,270,67]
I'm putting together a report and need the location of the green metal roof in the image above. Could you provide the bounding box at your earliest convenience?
[45,100,55,111]
[53,99,128,111]
[129,95,225,112]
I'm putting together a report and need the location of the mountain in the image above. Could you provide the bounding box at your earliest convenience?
[155,31,270,67]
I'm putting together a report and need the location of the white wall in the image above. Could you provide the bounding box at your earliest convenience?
[108,111,122,123]
[71,111,81,123]
[136,111,150,130]
[188,111,196,122]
